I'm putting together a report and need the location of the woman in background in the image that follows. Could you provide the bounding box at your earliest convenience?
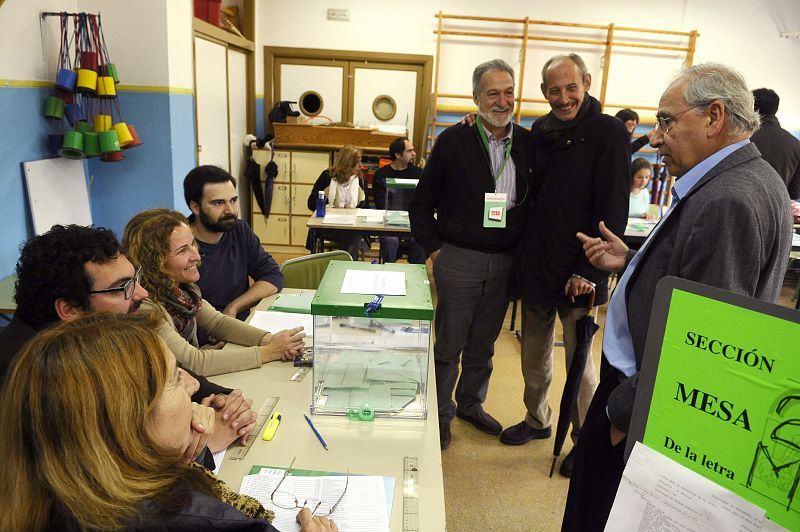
[306,145,367,259]
[628,157,654,219]
[124,208,305,376]
[0,312,336,531]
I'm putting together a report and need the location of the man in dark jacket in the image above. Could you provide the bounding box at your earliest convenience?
[499,54,630,479]
[750,88,800,199]
[409,59,532,450]
[0,225,256,465]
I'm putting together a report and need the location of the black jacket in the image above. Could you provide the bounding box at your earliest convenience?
[750,114,800,198]
[0,316,232,400]
[516,95,630,307]
[409,122,532,254]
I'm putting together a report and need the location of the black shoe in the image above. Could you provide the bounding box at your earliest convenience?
[559,448,576,478]
[455,407,502,435]
[440,423,451,450]
[500,420,551,445]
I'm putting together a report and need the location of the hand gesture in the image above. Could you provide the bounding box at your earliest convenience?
[564,276,594,303]
[204,390,257,449]
[576,221,629,273]
[260,326,306,363]
[185,402,215,463]
[297,508,339,531]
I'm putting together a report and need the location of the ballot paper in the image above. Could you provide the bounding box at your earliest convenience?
[249,310,314,338]
[606,442,766,532]
[322,214,356,225]
[240,468,390,532]
[355,208,385,223]
[340,269,406,296]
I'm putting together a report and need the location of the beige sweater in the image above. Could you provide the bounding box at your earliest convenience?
[141,298,266,376]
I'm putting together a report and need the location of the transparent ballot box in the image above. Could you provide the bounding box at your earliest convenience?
[383,177,418,228]
[311,261,433,419]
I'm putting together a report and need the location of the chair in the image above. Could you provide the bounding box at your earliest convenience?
[279,250,353,290]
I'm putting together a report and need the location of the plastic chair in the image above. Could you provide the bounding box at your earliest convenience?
[279,250,353,290]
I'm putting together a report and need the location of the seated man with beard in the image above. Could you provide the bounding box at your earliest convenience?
[184,166,284,324]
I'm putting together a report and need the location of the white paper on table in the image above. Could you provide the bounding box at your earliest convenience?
[249,310,314,338]
[605,442,765,532]
[240,471,390,532]
[355,208,385,223]
[322,214,356,225]
[340,270,406,296]
[212,449,226,475]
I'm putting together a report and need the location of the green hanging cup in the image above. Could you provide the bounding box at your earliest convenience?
[83,132,101,157]
[58,130,85,159]
[98,130,121,153]
[75,120,92,134]
[44,96,65,119]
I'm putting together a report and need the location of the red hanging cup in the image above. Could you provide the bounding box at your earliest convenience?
[80,51,98,71]
[123,124,144,149]
[101,151,125,162]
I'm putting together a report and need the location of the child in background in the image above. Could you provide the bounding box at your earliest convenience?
[629,158,653,219]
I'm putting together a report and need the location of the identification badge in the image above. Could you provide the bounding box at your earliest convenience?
[483,193,507,228]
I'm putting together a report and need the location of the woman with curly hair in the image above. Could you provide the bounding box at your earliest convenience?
[0,312,336,531]
[123,208,305,376]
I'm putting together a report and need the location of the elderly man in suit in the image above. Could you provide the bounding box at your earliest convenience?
[562,63,793,532]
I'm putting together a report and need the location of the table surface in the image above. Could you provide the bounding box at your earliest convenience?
[307,208,412,234]
[214,289,446,531]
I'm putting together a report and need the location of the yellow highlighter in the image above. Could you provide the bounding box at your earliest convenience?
[262,412,282,441]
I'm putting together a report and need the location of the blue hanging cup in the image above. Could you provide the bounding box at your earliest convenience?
[55,68,77,92]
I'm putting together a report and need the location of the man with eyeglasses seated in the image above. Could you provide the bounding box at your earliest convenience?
[0,224,258,468]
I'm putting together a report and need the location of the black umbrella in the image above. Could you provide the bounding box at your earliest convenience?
[549,289,599,477]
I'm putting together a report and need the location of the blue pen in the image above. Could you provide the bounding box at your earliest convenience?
[304,413,329,450]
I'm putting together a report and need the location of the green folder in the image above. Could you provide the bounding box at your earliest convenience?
[269,292,314,314]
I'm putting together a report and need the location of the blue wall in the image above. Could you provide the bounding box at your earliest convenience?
[1,86,196,277]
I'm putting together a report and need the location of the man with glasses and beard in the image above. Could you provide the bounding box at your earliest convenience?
[184,166,283,323]
[409,59,532,450]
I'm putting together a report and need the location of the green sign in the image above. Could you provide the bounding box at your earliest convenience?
[628,277,800,530]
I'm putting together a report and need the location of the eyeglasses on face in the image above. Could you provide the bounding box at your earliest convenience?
[87,266,142,300]
[270,457,349,517]
[654,104,705,133]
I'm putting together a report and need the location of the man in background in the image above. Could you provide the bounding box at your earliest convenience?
[0,225,257,461]
[500,54,630,479]
[564,63,792,531]
[410,59,531,450]
[184,165,283,323]
[372,137,426,264]
[750,88,800,199]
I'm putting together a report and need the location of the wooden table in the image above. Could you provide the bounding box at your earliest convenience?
[214,290,446,531]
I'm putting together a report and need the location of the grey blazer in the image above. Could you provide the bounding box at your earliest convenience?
[607,142,793,431]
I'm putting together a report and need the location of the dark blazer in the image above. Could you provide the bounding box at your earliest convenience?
[409,122,532,255]
[607,142,793,431]
[750,115,800,198]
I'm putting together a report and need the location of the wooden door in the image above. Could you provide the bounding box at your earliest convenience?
[194,37,230,169]
[349,63,422,143]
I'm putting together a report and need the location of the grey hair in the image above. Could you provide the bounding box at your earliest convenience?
[675,63,760,136]
[541,53,589,86]
[472,59,515,97]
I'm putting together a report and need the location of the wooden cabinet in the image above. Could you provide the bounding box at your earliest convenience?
[251,149,330,249]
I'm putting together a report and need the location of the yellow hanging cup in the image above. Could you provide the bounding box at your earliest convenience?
[76,68,97,93]
[94,114,112,132]
[113,122,134,147]
[96,76,116,98]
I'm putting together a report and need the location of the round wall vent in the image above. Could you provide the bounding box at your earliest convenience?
[372,94,397,121]
[299,91,324,117]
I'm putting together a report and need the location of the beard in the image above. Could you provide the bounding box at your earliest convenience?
[199,209,237,233]
[478,107,512,129]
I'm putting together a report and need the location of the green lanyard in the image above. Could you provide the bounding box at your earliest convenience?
[476,115,513,187]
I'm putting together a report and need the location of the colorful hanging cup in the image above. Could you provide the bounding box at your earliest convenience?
[82,132,101,157]
[44,96,65,119]
[98,130,121,153]
[96,76,117,98]
[55,88,74,104]
[58,130,85,159]
[76,69,98,93]
[123,124,144,149]
[101,151,125,162]
[80,51,98,71]
[100,63,120,84]
[94,114,112,132]
[65,103,84,126]
[55,68,77,92]
[75,120,92,134]
[113,122,134,147]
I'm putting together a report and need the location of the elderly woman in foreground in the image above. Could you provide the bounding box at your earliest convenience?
[123,208,305,376]
[0,312,337,531]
